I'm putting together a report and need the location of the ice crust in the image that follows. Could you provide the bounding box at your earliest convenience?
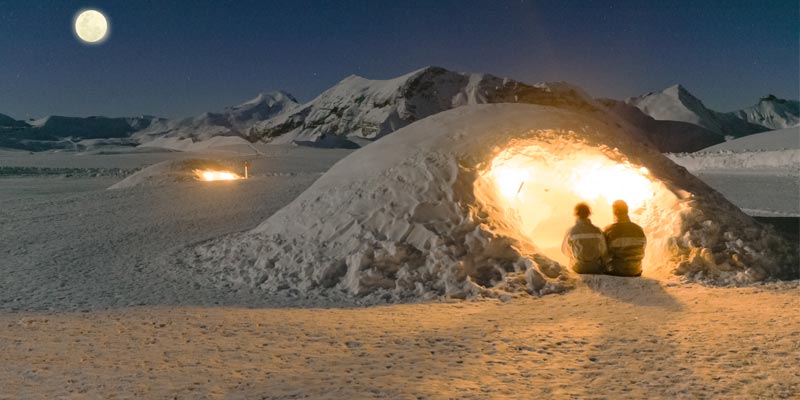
[178,105,798,304]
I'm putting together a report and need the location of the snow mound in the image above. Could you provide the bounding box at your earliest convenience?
[109,159,241,189]
[176,105,798,304]
[700,127,799,152]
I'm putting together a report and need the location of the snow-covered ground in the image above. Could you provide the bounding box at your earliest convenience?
[669,127,800,217]
[1,282,797,398]
[1,138,798,398]
[0,145,352,311]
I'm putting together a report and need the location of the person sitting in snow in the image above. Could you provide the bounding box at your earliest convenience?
[562,203,607,274]
[602,200,647,277]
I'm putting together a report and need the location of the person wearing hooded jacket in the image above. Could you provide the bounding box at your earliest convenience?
[603,200,647,277]
[562,203,607,274]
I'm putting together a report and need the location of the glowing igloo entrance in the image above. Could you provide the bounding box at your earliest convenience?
[472,133,681,272]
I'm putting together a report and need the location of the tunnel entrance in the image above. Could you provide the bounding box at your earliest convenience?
[472,135,681,274]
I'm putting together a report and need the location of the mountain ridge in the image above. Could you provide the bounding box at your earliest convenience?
[2,68,797,152]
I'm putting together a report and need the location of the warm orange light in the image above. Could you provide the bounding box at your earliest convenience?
[473,140,663,263]
[193,169,242,181]
[570,161,654,210]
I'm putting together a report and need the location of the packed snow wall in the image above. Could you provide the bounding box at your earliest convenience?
[178,105,798,303]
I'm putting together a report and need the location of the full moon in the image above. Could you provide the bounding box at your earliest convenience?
[74,10,109,44]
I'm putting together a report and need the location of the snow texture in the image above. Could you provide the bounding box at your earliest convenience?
[177,105,798,305]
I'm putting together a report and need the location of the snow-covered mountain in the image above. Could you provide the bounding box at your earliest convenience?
[729,95,799,130]
[134,91,299,144]
[4,68,795,154]
[626,84,768,138]
[247,66,603,145]
[598,99,725,152]
[0,113,30,128]
[0,114,162,151]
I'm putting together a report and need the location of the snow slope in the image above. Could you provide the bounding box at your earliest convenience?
[730,95,799,130]
[176,104,796,305]
[627,85,768,138]
[134,91,299,144]
[701,127,799,152]
[249,66,603,145]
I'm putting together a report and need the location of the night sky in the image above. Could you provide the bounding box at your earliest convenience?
[1,0,797,119]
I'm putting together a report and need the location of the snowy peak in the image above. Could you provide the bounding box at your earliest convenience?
[626,85,767,137]
[626,84,713,127]
[229,90,298,111]
[729,95,799,130]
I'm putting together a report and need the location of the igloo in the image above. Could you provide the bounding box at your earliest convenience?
[182,104,798,303]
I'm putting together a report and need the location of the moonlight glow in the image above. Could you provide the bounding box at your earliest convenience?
[74,10,108,44]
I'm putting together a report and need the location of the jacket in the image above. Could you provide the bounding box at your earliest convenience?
[603,215,646,276]
[562,218,607,274]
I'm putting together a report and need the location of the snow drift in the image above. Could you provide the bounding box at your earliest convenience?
[177,105,798,303]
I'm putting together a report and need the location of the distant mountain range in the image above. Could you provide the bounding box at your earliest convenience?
[1,67,797,152]
[0,114,162,151]
[133,91,300,146]
[625,84,776,139]
[244,66,603,147]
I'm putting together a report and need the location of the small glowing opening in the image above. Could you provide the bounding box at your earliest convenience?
[473,135,679,271]
[194,169,242,181]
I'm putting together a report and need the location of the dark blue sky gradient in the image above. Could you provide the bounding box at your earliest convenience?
[0,0,797,119]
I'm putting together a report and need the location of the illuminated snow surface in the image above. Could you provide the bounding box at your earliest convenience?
[1,115,798,398]
[177,104,797,304]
